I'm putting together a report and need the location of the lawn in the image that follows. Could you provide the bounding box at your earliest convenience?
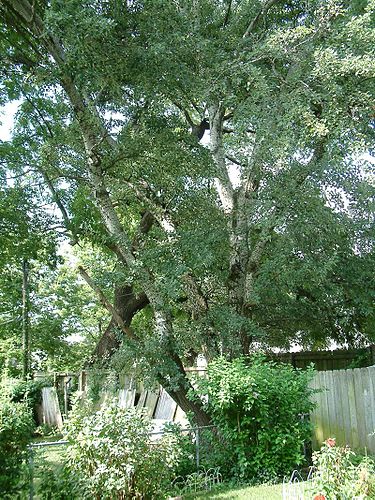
[183,481,295,499]
[30,437,68,498]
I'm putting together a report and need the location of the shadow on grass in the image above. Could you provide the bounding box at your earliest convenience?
[182,481,284,499]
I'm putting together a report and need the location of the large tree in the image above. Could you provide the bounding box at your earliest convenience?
[0,0,374,423]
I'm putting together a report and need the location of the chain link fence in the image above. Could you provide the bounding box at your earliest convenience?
[28,440,68,500]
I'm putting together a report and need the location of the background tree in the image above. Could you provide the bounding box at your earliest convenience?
[0,0,374,423]
[0,169,107,376]
[0,177,56,377]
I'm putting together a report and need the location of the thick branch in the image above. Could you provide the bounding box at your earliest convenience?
[125,180,176,234]
[174,101,209,140]
[78,266,137,341]
[4,0,135,266]
[90,285,149,363]
[131,210,155,252]
[208,102,234,213]
[39,169,78,245]
[226,154,246,168]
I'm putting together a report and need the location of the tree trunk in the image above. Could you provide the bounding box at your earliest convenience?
[167,386,211,427]
[89,285,149,363]
[93,300,213,426]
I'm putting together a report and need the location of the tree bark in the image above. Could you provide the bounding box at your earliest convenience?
[91,295,212,425]
[208,102,234,213]
[88,284,149,363]
[167,386,211,426]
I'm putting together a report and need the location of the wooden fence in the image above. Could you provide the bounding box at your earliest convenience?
[310,366,375,454]
[271,345,375,371]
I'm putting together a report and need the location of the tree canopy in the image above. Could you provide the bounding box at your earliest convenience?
[0,0,374,422]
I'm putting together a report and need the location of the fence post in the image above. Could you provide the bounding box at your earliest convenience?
[369,345,375,365]
[28,446,34,500]
[195,427,200,470]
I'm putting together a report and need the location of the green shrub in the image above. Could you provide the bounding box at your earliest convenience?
[64,400,183,499]
[38,463,90,500]
[0,398,34,497]
[192,356,315,480]
[162,421,197,478]
[311,438,375,499]
[11,378,52,424]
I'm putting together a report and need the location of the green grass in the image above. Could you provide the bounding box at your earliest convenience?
[31,436,67,471]
[30,438,68,498]
[183,482,285,499]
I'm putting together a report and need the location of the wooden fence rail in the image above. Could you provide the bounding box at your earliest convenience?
[310,366,375,454]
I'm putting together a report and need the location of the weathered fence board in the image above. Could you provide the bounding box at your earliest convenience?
[311,366,375,454]
[41,387,63,429]
[154,388,177,420]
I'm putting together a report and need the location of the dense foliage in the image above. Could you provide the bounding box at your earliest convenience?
[0,396,34,497]
[0,0,373,422]
[192,356,315,480]
[64,401,182,499]
[10,378,52,424]
[38,462,90,500]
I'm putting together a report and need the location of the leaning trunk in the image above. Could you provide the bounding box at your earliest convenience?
[153,309,212,426]
[167,385,211,427]
[91,289,213,426]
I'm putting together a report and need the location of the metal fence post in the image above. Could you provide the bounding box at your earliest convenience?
[28,446,34,500]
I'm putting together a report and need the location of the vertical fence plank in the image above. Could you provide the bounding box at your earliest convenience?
[343,370,353,447]
[332,371,339,438]
[340,369,351,446]
[326,371,337,441]
[313,372,324,445]
[366,366,375,454]
[311,365,375,453]
[332,370,345,447]
[347,369,360,449]
[362,369,375,452]
[310,376,321,449]
[354,368,366,452]
[322,371,331,440]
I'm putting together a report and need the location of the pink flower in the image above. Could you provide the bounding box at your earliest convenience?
[325,438,336,448]
[313,494,326,500]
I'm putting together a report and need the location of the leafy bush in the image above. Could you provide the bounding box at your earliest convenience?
[10,378,52,424]
[312,438,375,499]
[162,421,197,478]
[0,398,34,497]
[192,356,315,480]
[38,463,89,500]
[65,400,183,499]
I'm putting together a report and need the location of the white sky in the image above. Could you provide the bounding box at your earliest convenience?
[0,100,20,141]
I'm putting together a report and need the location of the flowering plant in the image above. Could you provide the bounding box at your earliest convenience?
[325,438,335,448]
[311,439,375,499]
